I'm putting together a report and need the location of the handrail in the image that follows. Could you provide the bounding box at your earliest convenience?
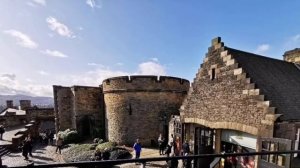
[7,150,300,168]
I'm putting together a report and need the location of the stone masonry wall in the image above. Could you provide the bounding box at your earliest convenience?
[26,108,54,121]
[103,76,189,146]
[274,122,300,149]
[53,86,73,132]
[72,86,105,137]
[181,37,275,137]
[283,48,300,64]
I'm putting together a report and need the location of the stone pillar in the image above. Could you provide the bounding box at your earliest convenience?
[6,100,13,108]
[215,129,222,153]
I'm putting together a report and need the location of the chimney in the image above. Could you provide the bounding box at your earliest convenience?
[283,48,300,64]
[19,100,31,110]
[6,100,13,108]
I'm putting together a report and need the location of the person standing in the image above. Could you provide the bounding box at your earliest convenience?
[133,139,142,159]
[174,136,181,156]
[0,125,5,140]
[158,134,164,155]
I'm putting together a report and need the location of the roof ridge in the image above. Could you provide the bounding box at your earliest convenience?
[227,47,288,63]
[294,63,300,71]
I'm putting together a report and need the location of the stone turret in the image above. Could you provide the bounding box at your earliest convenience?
[283,48,300,64]
[6,100,13,108]
[20,100,31,110]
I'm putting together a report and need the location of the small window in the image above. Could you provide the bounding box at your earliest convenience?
[106,79,110,85]
[128,103,132,115]
[211,68,216,80]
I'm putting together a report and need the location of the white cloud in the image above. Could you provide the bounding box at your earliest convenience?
[255,44,270,54]
[0,74,52,97]
[116,62,124,66]
[137,61,166,76]
[86,0,101,9]
[41,49,68,58]
[0,61,167,97]
[283,34,300,51]
[3,30,38,49]
[46,17,75,38]
[31,0,46,6]
[1,74,16,80]
[292,34,300,42]
[38,70,49,76]
[150,58,159,62]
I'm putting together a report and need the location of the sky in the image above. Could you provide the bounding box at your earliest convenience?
[1,0,300,97]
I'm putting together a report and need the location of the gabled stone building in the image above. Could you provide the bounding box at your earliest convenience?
[180,37,300,168]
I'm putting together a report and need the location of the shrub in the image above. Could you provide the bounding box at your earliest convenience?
[95,142,117,153]
[57,129,81,144]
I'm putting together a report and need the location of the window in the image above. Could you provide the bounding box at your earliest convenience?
[261,141,286,166]
[211,68,216,80]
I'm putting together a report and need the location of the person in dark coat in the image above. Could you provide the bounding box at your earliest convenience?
[0,125,5,140]
[158,134,164,155]
[27,136,33,157]
[21,140,30,160]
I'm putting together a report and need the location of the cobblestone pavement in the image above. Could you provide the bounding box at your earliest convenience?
[2,144,64,167]
[2,144,182,168]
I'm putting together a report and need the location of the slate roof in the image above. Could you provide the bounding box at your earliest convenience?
[227,47,300,121]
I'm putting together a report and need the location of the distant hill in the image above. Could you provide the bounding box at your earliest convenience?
[0,94,54,107]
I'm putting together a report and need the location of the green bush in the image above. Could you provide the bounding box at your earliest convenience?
[57,129,81,144]
[95,142,117,153]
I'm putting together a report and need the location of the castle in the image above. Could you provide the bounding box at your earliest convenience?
[53,37,300,167]
[53,76,189,146]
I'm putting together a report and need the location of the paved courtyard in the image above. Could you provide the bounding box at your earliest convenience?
[2,143,181,168]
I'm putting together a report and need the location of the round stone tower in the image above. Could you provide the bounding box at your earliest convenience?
[283,48,300,64]
[102,75,190,146]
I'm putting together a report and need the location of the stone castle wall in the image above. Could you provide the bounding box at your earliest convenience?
[103,76,190,146]
[53,85,105,137]
[53,86,73,132]
[72,86,104,137]
[181,38,275,137]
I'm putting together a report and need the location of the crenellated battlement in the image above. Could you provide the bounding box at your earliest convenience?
[102,75,190,93]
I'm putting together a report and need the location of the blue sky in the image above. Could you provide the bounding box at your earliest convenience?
[1,0,300,97]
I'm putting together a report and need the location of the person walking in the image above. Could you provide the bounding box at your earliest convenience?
[27,135,33,157]
[133,139,142,159]
[56,134,63,154]
[158,134,164,155]
[21,139,30,160]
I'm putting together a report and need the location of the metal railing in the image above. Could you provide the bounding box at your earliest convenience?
[6,150,300,168]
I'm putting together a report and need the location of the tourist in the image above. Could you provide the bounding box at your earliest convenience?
[174,136,181,156]
[48,130,54,145]
[164,142,172,157]
[0,125,5,140]
[167,153,178,168]
[133,139,142,159]
[182,140,191,168]
[158,133,164,155]
[21,139,30,160]
[27,135,33,157]
[55,134,63,154]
